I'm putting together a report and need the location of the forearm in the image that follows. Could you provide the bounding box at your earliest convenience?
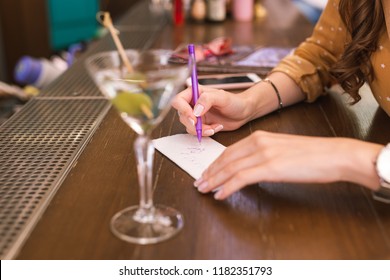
[238,73,383,190]
[241,72,306,121]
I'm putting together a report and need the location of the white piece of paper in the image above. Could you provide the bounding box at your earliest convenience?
[152,134,226,179]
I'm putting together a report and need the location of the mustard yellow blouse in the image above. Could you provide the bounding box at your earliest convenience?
[272,0,390,116]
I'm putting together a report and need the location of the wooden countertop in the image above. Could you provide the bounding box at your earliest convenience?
[15,0,390,260]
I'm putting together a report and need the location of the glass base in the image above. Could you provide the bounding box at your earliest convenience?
[110,205,184,244]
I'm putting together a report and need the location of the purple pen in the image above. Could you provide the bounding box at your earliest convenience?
[188,44,202,142]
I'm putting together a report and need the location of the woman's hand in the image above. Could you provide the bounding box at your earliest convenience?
[194,131,383,200]
[172,85,251,137]
[172,72,307,137]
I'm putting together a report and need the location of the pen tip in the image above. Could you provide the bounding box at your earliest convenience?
[197,134,202,143]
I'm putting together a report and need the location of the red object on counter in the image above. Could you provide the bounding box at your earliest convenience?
[171,37,234,62]
[173,0,184,25]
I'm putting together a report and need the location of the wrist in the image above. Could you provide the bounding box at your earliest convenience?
[240,82,279,121]
[340,140,383,190]
[240,72,306,121]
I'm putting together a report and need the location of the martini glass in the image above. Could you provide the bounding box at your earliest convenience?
[86,49,188,244]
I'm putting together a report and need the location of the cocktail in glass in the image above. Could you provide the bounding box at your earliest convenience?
[86,49,188,244]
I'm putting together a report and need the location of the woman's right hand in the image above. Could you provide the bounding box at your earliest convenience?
[172,85,251,136]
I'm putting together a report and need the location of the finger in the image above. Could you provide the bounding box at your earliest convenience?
[181,111,223,136]
[178,113,196,133]
[194,87,230,117]
[174,86,218,126]
[186,127,196,136]
[187,124,221,136]
[211,123,224,134]
[175,86,194,103]
[197,150,267,194]
[214,165,269,200]
[172,87,196,119]
[202,123,224,137]
[203,131,269,180]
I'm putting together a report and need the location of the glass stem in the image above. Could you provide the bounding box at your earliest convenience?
[134,135,155,216]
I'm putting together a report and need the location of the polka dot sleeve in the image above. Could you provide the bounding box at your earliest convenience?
[271,0,348,102]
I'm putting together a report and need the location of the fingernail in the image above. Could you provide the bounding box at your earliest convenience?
[204,129,214,136]
[214,189,223,200]
[188,117,195,126]
[194,177,203,187]
[214,124,224,133]
[193,104,204,117]
[198,181,209,192]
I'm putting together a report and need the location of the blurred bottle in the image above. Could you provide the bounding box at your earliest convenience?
[183,0,192,19]
[173,0,185,25]
[225,0,232,17]
[14,56,66,89]
[191,0,207,22]
[232,0,254,22]
[254,0,267,20]
[206,0,226,22]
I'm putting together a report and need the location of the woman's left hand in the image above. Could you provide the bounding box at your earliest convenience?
[194,131,383,200]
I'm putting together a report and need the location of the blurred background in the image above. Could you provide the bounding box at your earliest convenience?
[0,0,326,85]
[0,0,141,84]
[0,0,325,127]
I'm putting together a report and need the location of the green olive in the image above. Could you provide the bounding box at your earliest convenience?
[112,91,153,119]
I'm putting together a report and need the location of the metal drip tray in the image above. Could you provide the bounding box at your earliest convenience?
[0,99,110,259]
[0,0,167,260]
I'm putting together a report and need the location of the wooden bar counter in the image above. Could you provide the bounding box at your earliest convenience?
[15,0,390,259]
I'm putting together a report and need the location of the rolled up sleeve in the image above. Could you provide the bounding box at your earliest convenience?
[271,0,348,102]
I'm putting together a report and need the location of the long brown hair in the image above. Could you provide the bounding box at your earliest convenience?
[330,0,385,103]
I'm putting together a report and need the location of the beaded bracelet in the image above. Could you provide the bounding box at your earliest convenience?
[262,78,283,110]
